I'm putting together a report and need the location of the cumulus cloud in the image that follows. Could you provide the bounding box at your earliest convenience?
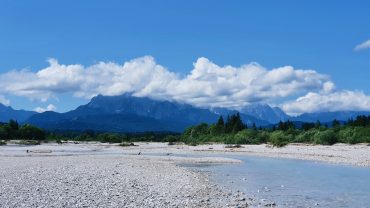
[0,95,10,106]
[34,104,56,113]
[0,56,334,110]
[354,39,370,51]
[281,91,370,115]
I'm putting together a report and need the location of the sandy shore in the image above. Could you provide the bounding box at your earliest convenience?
[0,144,248,208]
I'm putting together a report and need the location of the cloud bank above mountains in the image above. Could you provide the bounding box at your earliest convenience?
[0,56,369,115]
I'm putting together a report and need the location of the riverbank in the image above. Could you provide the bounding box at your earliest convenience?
[192,143,370,167]
[0,144,248,208]
[1,142,369,207]
[112,142,370,167]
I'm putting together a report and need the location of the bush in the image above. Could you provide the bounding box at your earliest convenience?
[0,127,7,140]
[234,129,257,144]
[337,127,356,144]
[256,131,270,144]
[19,124,45,141]
[294,129,316,143]
[119,142,137,147]
[313,129,338,145]
[164,135,179,143]
[269,131,292,147]
[0,140,6,145]
[98,133,126,143]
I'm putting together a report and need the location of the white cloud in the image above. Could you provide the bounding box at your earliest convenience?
[0,56,334,110]
[0,95,10,106]
[281,91,370,115]
[354,39,370,51]
[166,58,334,108]
[34,104,56,113]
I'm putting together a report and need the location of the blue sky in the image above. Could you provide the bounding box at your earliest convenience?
[0,0,370,114]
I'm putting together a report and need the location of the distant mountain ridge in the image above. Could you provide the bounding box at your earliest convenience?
[25,94,267,132]
[0,103,36,122]
[291,111,370,123]
[2,94,370,132]
[239,103,290,124]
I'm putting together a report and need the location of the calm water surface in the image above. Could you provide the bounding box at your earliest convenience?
[183,155,370,208]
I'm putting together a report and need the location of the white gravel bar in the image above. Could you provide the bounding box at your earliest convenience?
[0,149,248,208]
[102,142,370,167]
[1,141,369,208]
[189,143,370,167]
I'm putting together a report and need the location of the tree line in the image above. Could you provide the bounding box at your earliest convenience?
[0,120,177,144]
[181,114,370,147]
[0,120,45,141]
[1,114,370,147]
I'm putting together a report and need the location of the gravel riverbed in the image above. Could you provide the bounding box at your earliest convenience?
[1,142,368,207]
[0,154,249,208]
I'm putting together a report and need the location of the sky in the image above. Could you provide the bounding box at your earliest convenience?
[0,0,370,115]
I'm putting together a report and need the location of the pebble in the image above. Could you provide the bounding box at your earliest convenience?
[0,155,253,208]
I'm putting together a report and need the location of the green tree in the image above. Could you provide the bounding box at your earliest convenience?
[332,119,340,128]
[0,126,7,140]
[4,119,20,140]
[302,122,315,131]
[19,124,45,141]
[225,113,245,134]
[214,116,225,135]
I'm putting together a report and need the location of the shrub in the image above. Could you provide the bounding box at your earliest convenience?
[337,127,355,144]
[294,129,316,143]
[164,135,179,143]
[313,129,338,145]
[269,131,292,147]
[98,133,126,143]
[234,129,257,144]
[119,142,137,147]
[256,131,270,144]
[352,127,370,143]
[19,124,45,141]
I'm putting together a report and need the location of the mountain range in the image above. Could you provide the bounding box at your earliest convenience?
[1,94,369,132]
[0,104,36,123]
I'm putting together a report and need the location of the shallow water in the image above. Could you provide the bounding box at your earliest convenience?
[183,155,370,208]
